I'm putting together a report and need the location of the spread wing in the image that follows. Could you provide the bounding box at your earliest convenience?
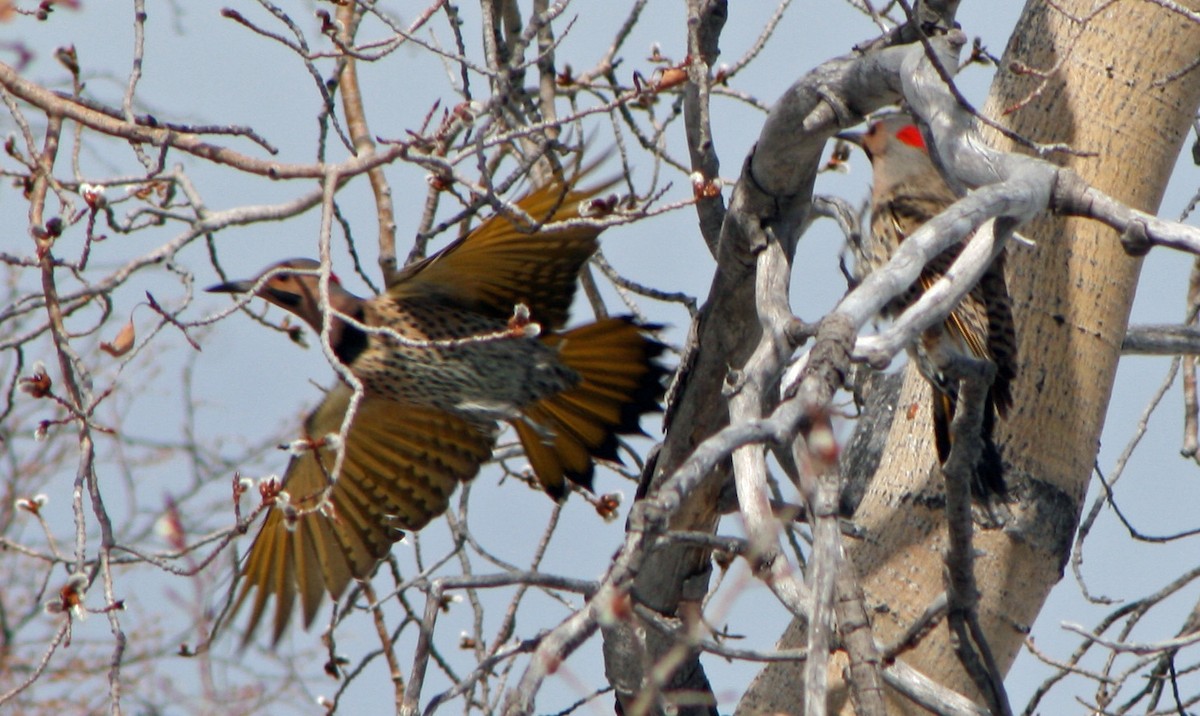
[230,384,496,645]
[389,166,619,332]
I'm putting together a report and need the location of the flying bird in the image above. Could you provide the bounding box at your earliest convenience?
[208,165,667,644]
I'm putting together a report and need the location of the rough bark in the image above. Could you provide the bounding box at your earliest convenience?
[739,0,1200,712]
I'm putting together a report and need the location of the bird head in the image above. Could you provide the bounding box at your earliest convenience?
[837,114,928,159]
[206,258,359,333]
[837,115,935,197]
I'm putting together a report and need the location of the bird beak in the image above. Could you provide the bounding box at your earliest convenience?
[205,279,256,295]
[835,130,864,146]
[207,278,306,310]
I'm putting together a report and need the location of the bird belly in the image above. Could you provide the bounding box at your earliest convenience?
[350,305,578,420]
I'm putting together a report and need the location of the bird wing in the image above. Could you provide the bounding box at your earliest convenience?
[918,266,991,363]
[885,191,991,366]
[388,167,619,331]
[978,254,1016,416]
[231,383,496,646]
[918,245,1017,416]
[916,245,1015,377]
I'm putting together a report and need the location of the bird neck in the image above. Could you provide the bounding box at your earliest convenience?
[296,286,369,366]
[330,305,368,365]
[870,154,942,206]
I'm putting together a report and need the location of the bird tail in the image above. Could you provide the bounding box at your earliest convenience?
[931,387,1007,499]
[514,317,668,498]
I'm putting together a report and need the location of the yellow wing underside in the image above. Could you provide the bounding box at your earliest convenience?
[387,168,620,331]
[232,384,495,645]
[917,273,990,361]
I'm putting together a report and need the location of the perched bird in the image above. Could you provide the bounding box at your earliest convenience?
[838,115,1017,497]
[208,167,667,644]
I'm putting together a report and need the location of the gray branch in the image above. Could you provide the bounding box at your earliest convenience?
[1123,324,1200,355]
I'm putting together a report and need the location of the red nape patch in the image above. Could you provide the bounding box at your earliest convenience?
[329,272,342,285]
[896,125,926,149]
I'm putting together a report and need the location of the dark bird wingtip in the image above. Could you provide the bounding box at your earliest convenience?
[541,474,572,501]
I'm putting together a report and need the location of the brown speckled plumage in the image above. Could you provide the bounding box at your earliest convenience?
[842,115,1017,497]
[208,167,667,645]
[351,297,579,415]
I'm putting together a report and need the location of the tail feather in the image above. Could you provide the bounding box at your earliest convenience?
[513,408,594,497]
[531,395,619,453]
[930,387,1006,499]
[517,317,667,497]
[932,390,954,466]
[978,395,1006,497]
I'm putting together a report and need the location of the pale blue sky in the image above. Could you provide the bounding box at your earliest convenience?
[3,2,1198,713]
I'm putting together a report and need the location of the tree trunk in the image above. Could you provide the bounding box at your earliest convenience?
[738,0,1200,711]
